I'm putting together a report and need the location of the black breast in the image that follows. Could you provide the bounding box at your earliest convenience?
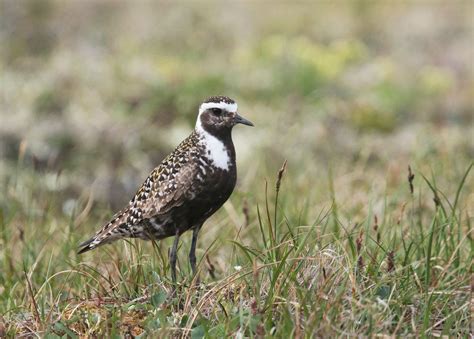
[157,135,237,237]
[181,141,237,230]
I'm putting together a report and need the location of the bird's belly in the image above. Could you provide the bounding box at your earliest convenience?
[140,167,236,239]
[195,167,236,211]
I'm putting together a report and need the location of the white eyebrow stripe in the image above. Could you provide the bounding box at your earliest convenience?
[199,101,238,114]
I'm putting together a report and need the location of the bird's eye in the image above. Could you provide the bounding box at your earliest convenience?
[211,108,222,115]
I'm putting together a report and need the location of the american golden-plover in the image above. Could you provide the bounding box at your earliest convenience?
[78,96,253,284]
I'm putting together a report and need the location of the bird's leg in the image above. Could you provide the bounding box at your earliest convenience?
[170,232,180,285]
[189,224,202,276]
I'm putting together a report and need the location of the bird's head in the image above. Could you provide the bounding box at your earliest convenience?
[196,96,253,137]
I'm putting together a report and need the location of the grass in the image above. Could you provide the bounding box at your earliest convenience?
[1,2,473,337]
[0,157,471,337]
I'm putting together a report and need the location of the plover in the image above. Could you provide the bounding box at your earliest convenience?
[78,96,253,284]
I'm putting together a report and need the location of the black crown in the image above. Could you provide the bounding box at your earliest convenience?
[204,96,235,104]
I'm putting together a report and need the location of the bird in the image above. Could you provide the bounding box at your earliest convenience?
[78,96,253,284]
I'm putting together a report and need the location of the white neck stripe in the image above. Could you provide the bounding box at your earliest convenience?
[199,101,238,114]
[196,128,230,170]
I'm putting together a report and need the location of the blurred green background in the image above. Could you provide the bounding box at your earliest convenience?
[1,0,472,245]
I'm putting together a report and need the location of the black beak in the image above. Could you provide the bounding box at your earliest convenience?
[234,113,254,127]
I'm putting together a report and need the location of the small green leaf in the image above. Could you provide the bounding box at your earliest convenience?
[52,321,77,338]
[180,314,189,327]
[376,285,391,299]
[191,325,206,339]
[151,291,167,307]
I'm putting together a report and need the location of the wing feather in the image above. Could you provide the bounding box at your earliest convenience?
[77,132,202,253]
[129,133,201,219]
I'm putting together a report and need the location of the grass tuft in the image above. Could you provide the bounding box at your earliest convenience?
[2,161,471,336]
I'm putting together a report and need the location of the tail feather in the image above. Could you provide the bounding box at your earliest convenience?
[77,237,96,254]
[77,232,111,254]
[77,209,129,254]
[77,228,121,254]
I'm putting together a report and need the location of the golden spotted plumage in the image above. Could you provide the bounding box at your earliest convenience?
[78,132,203,252]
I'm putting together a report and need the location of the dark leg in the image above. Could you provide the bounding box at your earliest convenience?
[189,224,202,276]
[170,232,180,285]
